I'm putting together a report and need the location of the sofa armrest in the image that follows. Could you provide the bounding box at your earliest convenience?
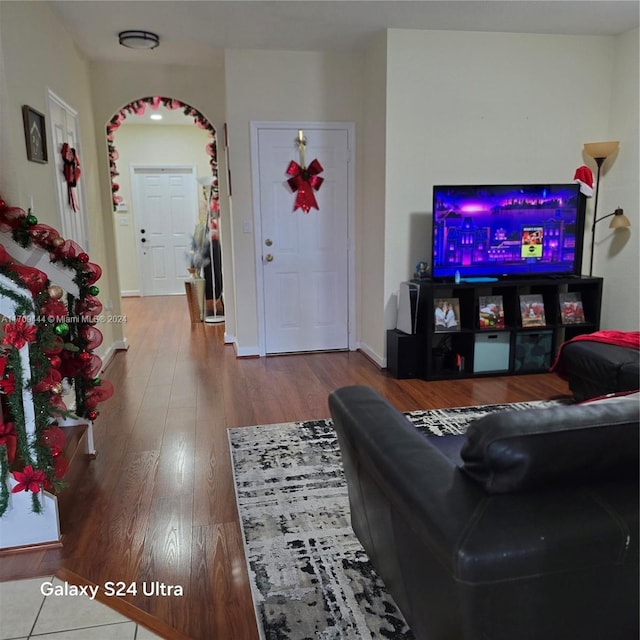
[461,397,640,493]
[329,385,485,568]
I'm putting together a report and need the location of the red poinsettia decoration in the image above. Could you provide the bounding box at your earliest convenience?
[11,465,47,493]
[2,317,38,349]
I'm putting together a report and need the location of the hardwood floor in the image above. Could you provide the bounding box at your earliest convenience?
[0,295,571,639]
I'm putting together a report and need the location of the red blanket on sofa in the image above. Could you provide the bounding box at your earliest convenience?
[550,330,640,374]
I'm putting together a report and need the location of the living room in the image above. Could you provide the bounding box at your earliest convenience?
[0,2,638,639]
[1,2,638,365]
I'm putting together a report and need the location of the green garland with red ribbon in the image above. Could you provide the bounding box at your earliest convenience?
[0,194,113,516]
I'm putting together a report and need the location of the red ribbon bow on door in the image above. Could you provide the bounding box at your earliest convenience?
[286,158,324,213]
[61,143,81,212]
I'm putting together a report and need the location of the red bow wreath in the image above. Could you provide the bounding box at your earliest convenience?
[61,143,81,212]
[286,158,324,213]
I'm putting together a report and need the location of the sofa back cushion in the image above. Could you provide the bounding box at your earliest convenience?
[460,396,639,493]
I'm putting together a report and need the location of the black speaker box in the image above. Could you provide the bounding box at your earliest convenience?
[387,329,424,379]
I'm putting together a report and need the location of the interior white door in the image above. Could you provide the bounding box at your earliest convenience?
[256,126,350,354]
[48,92,89,250]
[133,168,198,296]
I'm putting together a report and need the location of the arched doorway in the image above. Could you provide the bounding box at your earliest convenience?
[105,97,221,314]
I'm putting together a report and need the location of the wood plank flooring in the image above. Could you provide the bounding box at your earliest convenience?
[0,295,571,639]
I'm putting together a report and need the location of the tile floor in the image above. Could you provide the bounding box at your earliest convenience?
[0,576,163,639]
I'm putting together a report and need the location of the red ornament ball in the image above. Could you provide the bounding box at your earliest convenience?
[87,410,98,421]
[77,252,90,263]
[78,351,92,363]
[49,355,62,369]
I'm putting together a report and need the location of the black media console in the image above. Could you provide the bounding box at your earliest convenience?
[387,276,603,380]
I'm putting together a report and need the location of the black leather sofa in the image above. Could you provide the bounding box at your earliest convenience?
[552,339,640,401]
[329,385,639,640]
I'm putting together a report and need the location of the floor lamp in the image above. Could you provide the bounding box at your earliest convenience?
[583,141,620,276]
[589,207,631,276]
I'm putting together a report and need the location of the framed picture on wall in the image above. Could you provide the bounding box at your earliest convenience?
[22,105,48,164]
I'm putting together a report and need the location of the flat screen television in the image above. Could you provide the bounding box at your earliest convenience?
[432,183,585,280]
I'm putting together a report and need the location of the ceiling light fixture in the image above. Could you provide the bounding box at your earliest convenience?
[118,30,160,50]
[150,114,163,121]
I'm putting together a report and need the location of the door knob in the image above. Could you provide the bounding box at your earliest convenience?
[265,253,274,262]
[265,238,273,247]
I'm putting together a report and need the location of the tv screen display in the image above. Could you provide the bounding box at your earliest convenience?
[432,183,584,279]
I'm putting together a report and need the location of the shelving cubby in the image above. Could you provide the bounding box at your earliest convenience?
[412,276,603,381]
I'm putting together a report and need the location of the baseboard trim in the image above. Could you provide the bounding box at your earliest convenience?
[234,341,260,358]
[358,341,386,369]
[99,339,129,374]
[0,539,63,557]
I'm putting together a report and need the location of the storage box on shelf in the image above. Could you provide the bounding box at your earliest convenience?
[401,276,603,380]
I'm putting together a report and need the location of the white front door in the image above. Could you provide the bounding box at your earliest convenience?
[132,167,198,296]
[254,124,352,354]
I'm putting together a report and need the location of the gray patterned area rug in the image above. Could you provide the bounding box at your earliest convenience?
[228,400,559,640]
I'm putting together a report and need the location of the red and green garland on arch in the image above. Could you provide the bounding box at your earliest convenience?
[106,96,218,212]
[0,194,114,516]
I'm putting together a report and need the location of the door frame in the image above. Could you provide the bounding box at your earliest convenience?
[250,121,356,356]
[129,164,198,296]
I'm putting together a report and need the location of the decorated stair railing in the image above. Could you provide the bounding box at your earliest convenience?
[0,195,113,550]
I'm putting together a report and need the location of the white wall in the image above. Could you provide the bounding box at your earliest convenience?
[112,124,213,294]
[223,49,364,354]
[370,28,638,361]
[0,1,122,357]
[2,4,636,363]
[598,28,639,331]
[359,34,388,362]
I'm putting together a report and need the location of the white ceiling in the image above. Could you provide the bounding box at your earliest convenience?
[48,1,639,67]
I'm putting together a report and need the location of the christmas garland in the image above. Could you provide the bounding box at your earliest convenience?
[0,194,114,516]
[106,96,219,211]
